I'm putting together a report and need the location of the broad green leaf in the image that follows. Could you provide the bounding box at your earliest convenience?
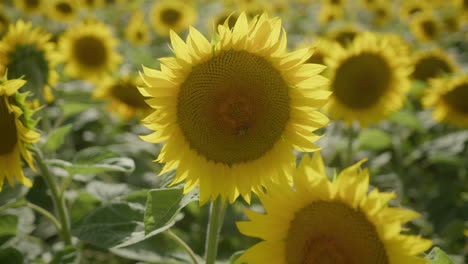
[426,247,455,264]
[358,129,392,151]
[50,246,80,264]
[0,215,18,236]
[61,101,104,117]
[144,187,198,234]
[44,125,73,152]
[0,184,27,208]
[0,248,23,264]
[390,111,422,131]
[86,181,132,202]
[70,192,100,224]
[45,157,135,174]
[74,147,119,165]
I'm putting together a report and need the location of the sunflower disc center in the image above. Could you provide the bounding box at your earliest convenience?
[161,9,181,26]
[177,50,290,165]
[444,83,468,114]
[412,56,452,82]
[73,36,107,67]
[111,81,148,109]
[333,52,391,109]
[286,201,389,264]
[0,96,18,155]
[56,2,73,14]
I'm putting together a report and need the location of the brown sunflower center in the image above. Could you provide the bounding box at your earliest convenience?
[177,50,290,165]
[332,52,391,109]
[412,56,453,82]
[56,2,73,14]
[286,201,389,264]
[110,80,148,109]
[408,7,421,16]
[443,83,468,114]
[0,95,18,155]
[334,31,357,47]
[421,20,438,39]
[73,36,107,67]
[161,8,181,26]
[25,0,40,8]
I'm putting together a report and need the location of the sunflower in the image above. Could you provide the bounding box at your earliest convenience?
[150,0,196,36]
[423,75,468,128]
[296,38,341,71]
[58,20,122,81]
[323,0,346,6]
[237,152,433,264]
[442,14,461,33]
[399,0,427,21]
[139,13,330,204]
[94,76,151,120]
[47,0,78,22]
[327,25,361,47]
[13,0,44,14]
[79,0,104,9]
[0,20,59,103]
[318,4,343,25]
[412,49,458,82]
[211,11,239,31]
[324,32,411,126]
[0,77,40,191]
[372,2,392,26]
[410,12,442,42]
[360,0,379,9]
[0,10,9,37]
[125,11,151,46]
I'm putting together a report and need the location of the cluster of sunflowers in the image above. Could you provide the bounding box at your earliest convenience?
[0,0,467,263]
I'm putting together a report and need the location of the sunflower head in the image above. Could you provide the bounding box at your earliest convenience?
[318,4,343,25]
[139,13,329,204]
[237,152,433,264]
[412,49,458,82]
[399,0,427,21]
[325,32,412,126]
[58,20,122,82]
[14,0,44,14]
[212,11,239,31]
[0,76,40,191]
[47,0,78,22]
[150,0,196,36]
[0,20,59,103]
[327,26,361,47]
[0,11,9,37]
[80,0,104,9]
[125,11,151,46]
[410,12,442,42]
[372,2,391,26]
[423,75,468,128]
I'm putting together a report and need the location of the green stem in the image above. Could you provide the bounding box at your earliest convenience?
[166,229,200,264]
[32,146,72,246]
[204,197,226,264]
[345,125,355,167]
[25,202,61,232]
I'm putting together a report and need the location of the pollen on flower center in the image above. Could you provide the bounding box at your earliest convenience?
[73,36,107,67]
[177,50,290,165]
[0,96,18,155]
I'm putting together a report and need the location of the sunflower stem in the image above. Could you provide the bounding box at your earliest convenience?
[204,197,226,264]
[25,202,62,232]
[32,146,72,246]
[166,229,200,264]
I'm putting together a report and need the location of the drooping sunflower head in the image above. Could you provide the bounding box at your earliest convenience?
[0,76,40,191]
[150,0,196,36]
[325,32,412,126]
[410,11,442,43]
[125,11,151,46]
[47,0,78,22]
[13,0,44,14]
[139,13,330,204]
[412,49,458,82]
[0,20,59,103]
[237,152,433,264]
[58,20,122,82]
[423,75,468,128]
[94,76,151,120]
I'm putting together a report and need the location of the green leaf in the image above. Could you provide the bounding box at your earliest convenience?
[45,125,73,152]
[230,251,245,264]
[144,187,198,235]
[0,215,18,236]
[426,247,455,264]
[51,246,80,264]
[390,111,422,131]
[86,181,132,202]
[74,146,119,165]
[0,248,23,264]
[45,157,135,175]
[358,129,392,151]
[70,192,100,224]
[61,101,104,117]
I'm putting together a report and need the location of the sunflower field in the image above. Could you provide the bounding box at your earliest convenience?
[0,0,467,263]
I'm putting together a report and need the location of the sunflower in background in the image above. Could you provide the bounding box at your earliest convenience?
[411,49,458,83]
[0,10,9,38]
[325,32,412,126]
[150,0,196,36]
[58,20,122,82]
[13,0,45,14]
[423,75,468,128]
[94,76,151,120]
[47,0,79,22]
[318,4,344,25]
[296,38,341,72]
[323,0,346,7]
[80,0,104,9]
[410,11,442,43]
[210,11,239,31]
[139,13,329,204]
[0,76,40,191]
[125,11,151,46]
[237,153,432,264]
[399,0,428,21]
[327,25,361,47]
[0,21,59,103]
[371,2,392,27]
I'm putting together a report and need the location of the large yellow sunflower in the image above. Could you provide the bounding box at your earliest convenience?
[0,20,59,103]
[139,13,330,204]
[13,0,45,14]
[0,77,40,191]
[410,12,442,43]
[58,20,122,81]
[150,0,197,36]
[0,10,9,37]
[125,11,151,46]
[47,0,78,22]
[237,152,433,264]
[324,32,412,126]
[94,76,151,120]
[423,75,468,128]
[412,49,458,82]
